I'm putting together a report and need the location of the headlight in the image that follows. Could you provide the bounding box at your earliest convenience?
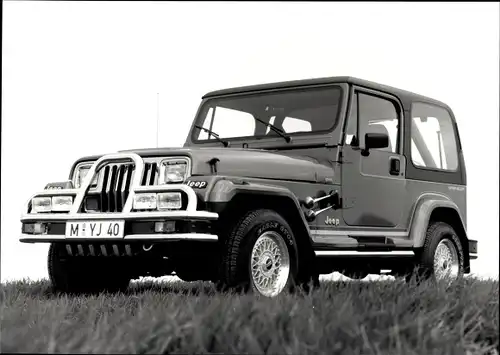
[75,166,90,188]
[52,196,74,212]
[157,192,182,210]
[31,197,52,213]
[132,192,182,210]
[160,158,190,184]
[133,193,157,210]
[31,195,74,213]
[73,163,99,189]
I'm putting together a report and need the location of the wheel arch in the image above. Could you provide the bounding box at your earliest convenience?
[208,179,315,270]
[409,194,470,272]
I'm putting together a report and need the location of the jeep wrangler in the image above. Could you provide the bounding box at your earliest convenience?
[20,76,478,297]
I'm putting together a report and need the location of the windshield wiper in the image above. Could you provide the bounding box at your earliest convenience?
[253,117,292,143]
[195,125,230,147]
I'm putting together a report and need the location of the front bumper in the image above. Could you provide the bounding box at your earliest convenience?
[19,233,218,243]
[20,153,219,244]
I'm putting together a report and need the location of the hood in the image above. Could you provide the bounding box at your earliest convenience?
[115,146,335,183]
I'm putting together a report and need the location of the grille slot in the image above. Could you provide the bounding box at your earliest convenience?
[141,163,158,186]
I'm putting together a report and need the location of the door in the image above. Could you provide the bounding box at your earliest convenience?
[341,87,406,228]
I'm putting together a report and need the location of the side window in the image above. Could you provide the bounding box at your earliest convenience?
[410,139,426,166]
[410,103,458,171]
[358,93,399,153]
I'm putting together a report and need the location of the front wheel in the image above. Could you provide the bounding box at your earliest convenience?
[48,243,130,294]
[250,230,292,296]
[218,209,299,297]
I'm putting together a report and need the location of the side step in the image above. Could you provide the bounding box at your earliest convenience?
[315,250,415,257]
[311,232,415,257]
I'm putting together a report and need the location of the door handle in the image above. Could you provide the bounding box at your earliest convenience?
[389,157,400,176]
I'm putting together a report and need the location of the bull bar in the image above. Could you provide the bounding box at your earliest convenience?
[20,153,219,243]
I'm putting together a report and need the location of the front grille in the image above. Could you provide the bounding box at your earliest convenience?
[83,162,159,213]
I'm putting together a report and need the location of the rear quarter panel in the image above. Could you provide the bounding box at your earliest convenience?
[403,179,467,247]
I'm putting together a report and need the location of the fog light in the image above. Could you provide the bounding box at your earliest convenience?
[24,223,47,234]
[157,192,182,210]
[32,197,52,213]
[34,223,47,234]
[52,196,73,212]
[154,221,176,233]
[133,193,157,210]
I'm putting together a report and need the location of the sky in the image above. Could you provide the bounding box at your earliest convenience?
[1,1,499,281]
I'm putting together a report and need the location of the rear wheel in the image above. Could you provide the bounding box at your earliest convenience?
[218,209,299,297]
[48,243,130,294]
[409,221,464,283]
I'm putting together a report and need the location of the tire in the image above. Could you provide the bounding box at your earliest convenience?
[410,221,465,283]
[48,243,130,294]
[218,209,299,297]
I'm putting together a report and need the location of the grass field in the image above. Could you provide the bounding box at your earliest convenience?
[1,277,498,354]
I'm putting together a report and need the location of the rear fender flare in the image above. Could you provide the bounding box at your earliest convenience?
[409,193,468,248]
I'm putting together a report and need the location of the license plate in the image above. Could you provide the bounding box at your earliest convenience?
[65,221,125,238]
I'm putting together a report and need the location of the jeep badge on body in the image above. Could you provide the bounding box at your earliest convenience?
[20,76,477,297]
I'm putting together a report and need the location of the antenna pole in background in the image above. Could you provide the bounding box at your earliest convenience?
[156,93,160,148]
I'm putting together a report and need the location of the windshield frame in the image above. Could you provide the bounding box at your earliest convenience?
[187,83,346,148]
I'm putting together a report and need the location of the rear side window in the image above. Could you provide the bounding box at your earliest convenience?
[410,103,458,171]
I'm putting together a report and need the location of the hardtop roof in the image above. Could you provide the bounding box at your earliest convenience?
[202,76,448,108]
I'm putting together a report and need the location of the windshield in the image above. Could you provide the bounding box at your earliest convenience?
[191,86,343,143]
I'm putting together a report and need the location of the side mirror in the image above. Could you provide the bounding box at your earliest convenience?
[362,133,389,156]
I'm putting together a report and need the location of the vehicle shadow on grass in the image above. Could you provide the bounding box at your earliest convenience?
[126,279,218,296]
[124,278,375,298]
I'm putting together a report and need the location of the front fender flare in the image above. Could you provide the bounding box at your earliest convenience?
[208,178,311,236]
